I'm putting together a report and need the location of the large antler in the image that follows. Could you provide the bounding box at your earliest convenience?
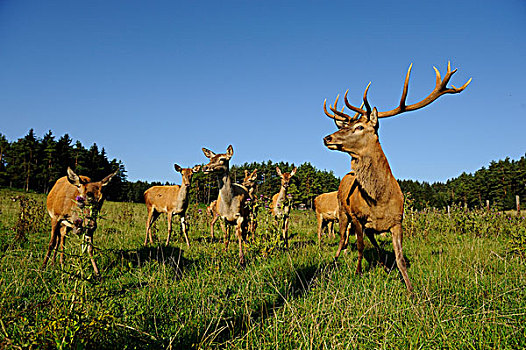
[323,95,363,123]
[343,62,472,119]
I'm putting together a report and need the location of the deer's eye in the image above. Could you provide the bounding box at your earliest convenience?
[355,125,364,131]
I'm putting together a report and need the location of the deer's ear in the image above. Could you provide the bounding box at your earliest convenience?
[174,164,182,173]
[202,148,215,159]
[226,145,234,159]
[276,167,282,177]
[192,165,201,173]
[290,167,297,177]
[101,170,118,186]
[67,167,81,187]
[369,107,378,128]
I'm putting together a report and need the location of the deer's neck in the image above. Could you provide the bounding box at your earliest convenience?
[176,184,190,209]
[353,140,399,202]
[218,171,234,205]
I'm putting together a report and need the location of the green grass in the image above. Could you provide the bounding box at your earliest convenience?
[0,188,525,349]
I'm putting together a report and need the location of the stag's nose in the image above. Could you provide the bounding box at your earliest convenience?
[323,135,333,145]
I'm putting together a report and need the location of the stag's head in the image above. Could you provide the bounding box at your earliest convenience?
[175,164,201,187]
[202,145,233,175]
[323,62,471,157]
[276,166,297,189]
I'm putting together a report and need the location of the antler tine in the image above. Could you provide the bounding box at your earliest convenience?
[363,82,372,114]
[323,98,348,122]
[377,62,471,118]
[329,95,354,121]
[399,63,412,111]
[344,89,367,116]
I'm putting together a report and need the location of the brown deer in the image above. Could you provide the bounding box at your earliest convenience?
[314,191,339,242]
[323,62,471,292]
[206,169,258,239]
[271,166,297,247]
[202,145,250,265]
[43,167,117,275]
[144,164,201,246]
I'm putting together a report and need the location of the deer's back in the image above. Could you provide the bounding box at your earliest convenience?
[47,176,84,220]
[314,191,339,219]
[144,186,181,211]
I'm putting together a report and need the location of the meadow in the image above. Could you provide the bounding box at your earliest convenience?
[0,188,525,349]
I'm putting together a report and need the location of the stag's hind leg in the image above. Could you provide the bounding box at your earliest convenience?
[391,224,413,292]
[365,230,388,270]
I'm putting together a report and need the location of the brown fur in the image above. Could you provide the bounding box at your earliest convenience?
[202,145,250,265]
[42,167,117,276]
[144,164,200,246]
[314,191,339,242]
[270,166,296,247]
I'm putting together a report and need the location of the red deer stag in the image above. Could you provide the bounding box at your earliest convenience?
[144,164,201,246]
[271,166,297,247]
[314,191,339,242]
[207,168,258,240]
[323,62,471,292]
[202,145,250,265]
[43,167,118,276]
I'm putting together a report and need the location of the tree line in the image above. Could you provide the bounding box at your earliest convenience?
[1,130,524,210]
[0,130,339,207]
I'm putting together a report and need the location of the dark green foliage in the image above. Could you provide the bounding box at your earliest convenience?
[399,154,526,211]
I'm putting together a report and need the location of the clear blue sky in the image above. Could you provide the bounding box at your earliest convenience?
[1,1,525,183]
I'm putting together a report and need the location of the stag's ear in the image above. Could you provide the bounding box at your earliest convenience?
[202,148,215,159]
[101,170,118,187]
[192,165,201,173]
[174,163,183,173]
[290,167,297,177]
[67,167,82,187]
[369,107,378,128]
[226,145,234,159]
[334,118,348,129]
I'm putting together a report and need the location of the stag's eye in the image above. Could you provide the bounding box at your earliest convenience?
[355,125,364,131]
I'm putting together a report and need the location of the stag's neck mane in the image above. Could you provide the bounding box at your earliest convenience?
[352,140,398,202]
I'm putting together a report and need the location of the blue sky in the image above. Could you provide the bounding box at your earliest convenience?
[1,1,525,183]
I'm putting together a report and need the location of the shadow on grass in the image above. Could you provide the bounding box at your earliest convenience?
[109,245,192,277]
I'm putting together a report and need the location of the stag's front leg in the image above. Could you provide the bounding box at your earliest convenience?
[335,212,349,258]
[85,232,100,276]
[353,220,365,275]
[391,224,413,292]
[180,215,190,247]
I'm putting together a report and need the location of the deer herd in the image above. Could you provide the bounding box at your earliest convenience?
[42,62,470,292]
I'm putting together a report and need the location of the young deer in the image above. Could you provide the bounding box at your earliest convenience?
[144,164,201,246]
[43,167,117,276]
[323,62,471,292]
[207,169,258,240]
[271,166,297,247]
[314,191,339,242]
[202,145,250,265]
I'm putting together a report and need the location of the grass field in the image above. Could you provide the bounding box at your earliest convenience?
[0,188,525,349]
